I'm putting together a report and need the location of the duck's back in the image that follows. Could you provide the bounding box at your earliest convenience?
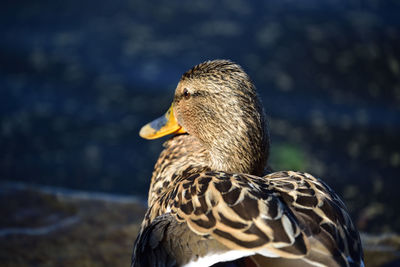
[134,158,363,266]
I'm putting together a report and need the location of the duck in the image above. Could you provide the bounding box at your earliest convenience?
[131,60,364,267]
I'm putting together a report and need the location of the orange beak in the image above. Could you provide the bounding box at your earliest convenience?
[139,104,187,140]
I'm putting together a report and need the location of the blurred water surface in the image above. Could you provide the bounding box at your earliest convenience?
[1,0,399,233]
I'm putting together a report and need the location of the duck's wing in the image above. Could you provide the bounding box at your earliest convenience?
[173,171,310,257]
[133,171,363,267]
[133,171,311,266]
[265,171,364,266]
[132,212,255,267]
[131,213,179,267]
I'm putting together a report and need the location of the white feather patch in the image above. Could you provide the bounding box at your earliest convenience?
[183,250,255,267]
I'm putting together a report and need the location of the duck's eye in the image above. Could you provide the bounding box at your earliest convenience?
[183,88,191,99]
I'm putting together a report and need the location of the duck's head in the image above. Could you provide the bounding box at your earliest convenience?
[140,60,269,176]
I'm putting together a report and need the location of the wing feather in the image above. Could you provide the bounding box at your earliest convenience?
[134,170,363,266]
[169,172,310,259]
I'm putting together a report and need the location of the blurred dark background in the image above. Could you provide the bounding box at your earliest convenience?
[1,0,399,235]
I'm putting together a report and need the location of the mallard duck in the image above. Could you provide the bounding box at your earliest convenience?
[132,60,364,267]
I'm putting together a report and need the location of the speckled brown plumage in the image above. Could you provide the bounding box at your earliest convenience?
[132,60,364,267]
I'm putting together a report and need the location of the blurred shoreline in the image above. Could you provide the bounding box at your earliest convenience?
[0,181,399,266]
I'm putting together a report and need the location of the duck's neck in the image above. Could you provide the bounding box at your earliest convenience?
[206,123,269,177]
[199,103,270,176]
[148,135,209,207]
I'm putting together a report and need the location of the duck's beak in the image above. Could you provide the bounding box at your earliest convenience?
[139,104,187,140]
